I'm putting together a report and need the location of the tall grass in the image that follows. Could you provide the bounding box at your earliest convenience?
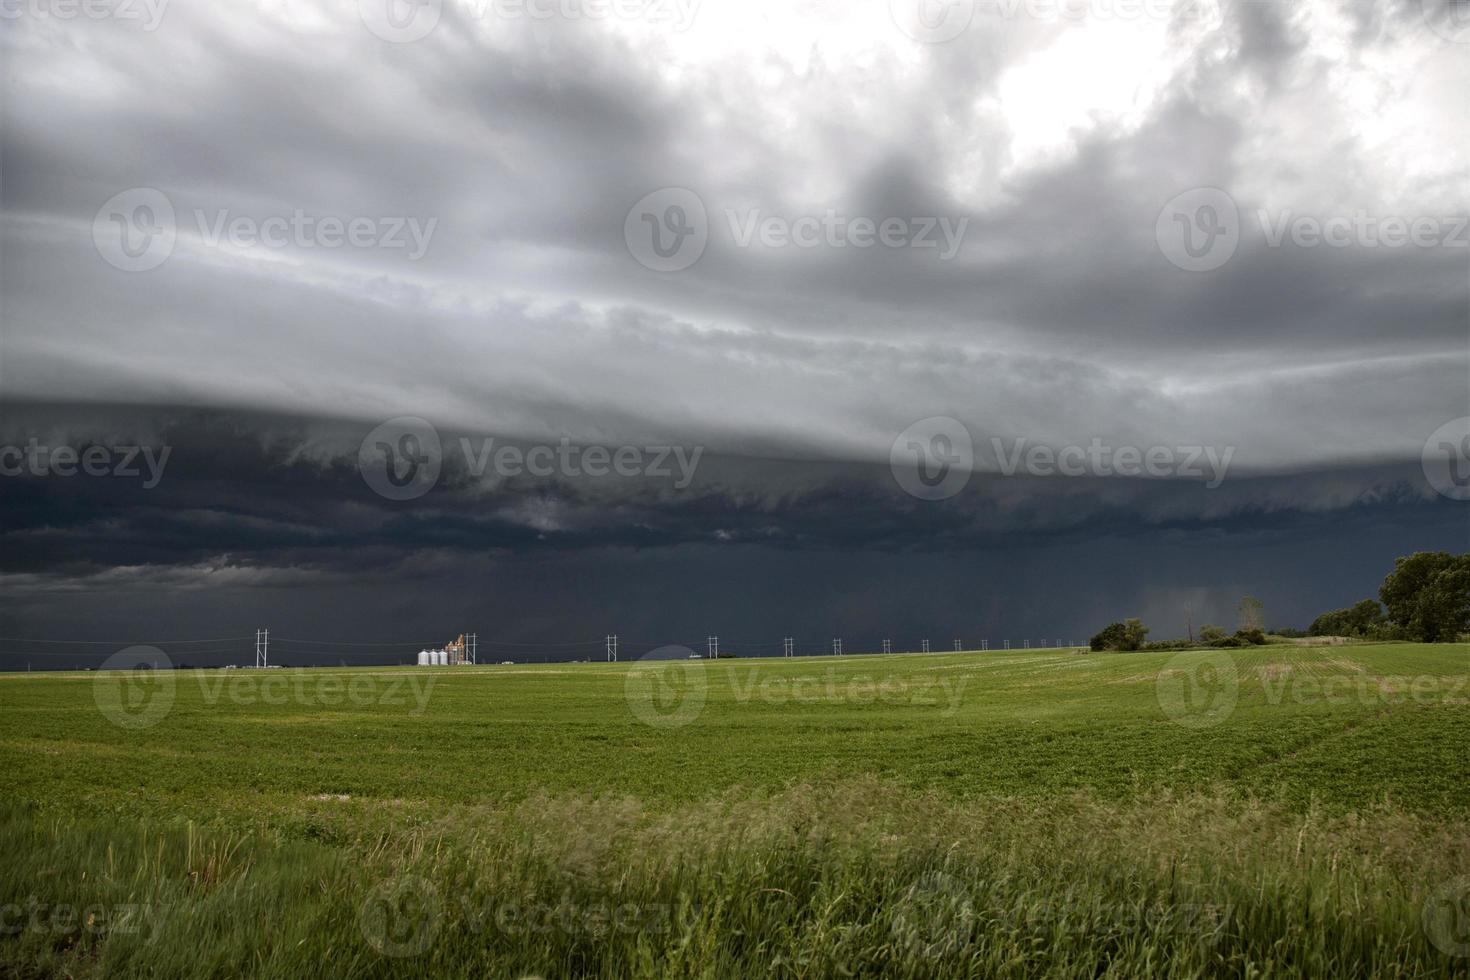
[3,779,1467,978]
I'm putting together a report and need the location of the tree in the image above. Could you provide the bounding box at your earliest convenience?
[1237,596,1264,632]
[1380,552,1470,642]
[1089,618,1149,652]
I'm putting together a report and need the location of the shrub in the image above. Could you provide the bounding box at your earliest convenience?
[1309,599,1386,638]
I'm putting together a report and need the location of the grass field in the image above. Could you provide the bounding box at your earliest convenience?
[2,642,1468,976]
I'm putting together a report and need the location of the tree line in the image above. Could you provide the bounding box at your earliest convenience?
[1087,551,1468,651]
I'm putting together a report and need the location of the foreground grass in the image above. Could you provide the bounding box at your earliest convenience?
[3,782,1468,978]
[1,643,1467,976]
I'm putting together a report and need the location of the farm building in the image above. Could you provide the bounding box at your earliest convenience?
[417,634,474,665]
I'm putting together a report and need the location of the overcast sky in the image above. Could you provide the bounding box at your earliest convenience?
[1,0,1466,662]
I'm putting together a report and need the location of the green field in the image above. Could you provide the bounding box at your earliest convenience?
[2,643,1468,976]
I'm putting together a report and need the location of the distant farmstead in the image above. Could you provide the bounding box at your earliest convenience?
[417,634,476,665]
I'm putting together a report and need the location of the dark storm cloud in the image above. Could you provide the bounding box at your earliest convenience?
[0,402,1456,582]
[0,0,1465,659]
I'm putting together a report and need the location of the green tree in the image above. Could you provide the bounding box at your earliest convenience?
[1089,618,1149,652]
[1379,552,1470,642]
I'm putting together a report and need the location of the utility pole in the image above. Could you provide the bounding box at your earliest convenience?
[882,638,891,654]
[953,638,961,652]
[606,635,618,662]
[255,628,269,668]
[982,639,988,651]
[783,637,794,658]
[468,632,477,664]
[921,639,930,654]
[832,637,842,656]
[707,636,719,660]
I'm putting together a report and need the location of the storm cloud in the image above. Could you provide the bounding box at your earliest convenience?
[0,0,1466,662]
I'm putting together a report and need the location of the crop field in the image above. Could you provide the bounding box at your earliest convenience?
[2,642,1468,977]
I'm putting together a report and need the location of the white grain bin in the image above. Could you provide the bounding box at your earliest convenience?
[434,649,447,665]
[417,650,429,666]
